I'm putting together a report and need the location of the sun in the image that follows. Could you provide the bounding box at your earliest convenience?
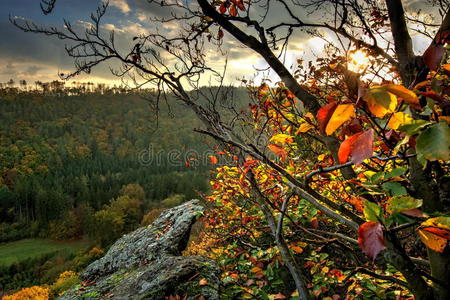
[348,50,370,73]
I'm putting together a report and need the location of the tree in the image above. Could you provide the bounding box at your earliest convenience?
[12,0,450,299]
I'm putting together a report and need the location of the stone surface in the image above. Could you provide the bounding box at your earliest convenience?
[59,200,220,300]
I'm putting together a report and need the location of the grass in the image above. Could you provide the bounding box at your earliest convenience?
[0,238,89,267]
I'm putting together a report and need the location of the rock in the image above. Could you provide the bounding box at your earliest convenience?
[59,200,220,300]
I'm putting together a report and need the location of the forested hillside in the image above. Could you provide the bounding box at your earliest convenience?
[0,87,231,242]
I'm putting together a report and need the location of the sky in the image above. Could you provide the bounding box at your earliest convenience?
[0,0,439,87]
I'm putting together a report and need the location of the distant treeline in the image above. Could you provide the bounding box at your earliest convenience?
[0,88,248,242]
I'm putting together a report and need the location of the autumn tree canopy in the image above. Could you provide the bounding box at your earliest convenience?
[12,0,450,299]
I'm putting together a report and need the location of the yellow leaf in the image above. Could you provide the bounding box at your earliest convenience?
[296,122,314,134]
[418,230,447,253]
[363,87,397,118]
[317,154,326,161]
[270,134,294,144]
[325,104,356,135]
[387,112,413,129]
[250,266,263,273]
[383,84,419,108]
[322,266,330,273]
[304,112,315,121]
[291,246,303,253]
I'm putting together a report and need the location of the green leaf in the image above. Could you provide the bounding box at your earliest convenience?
[387,196,423,214]
[385,167,407,180]
[397,120,430,136]
[363,200,382,222]
[416,122,450,161]
[382,182,407,196]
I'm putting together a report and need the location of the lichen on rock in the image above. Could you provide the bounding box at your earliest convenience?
[58,200,219,300]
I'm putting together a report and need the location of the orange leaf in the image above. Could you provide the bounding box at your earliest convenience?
[418,230,447,253]
[296,122,314,134]
[325,104,356,135]
[209,155,218,165]
[250,266,263,273]
[363,87,397,118]
[317,101,338,134]
[383,84,420,109]
[268,144,287,161]
[338,129,373,165]
[291,246,304,253]
[229,4,238,16]
[199,278,208,286]
[338,133,361,164]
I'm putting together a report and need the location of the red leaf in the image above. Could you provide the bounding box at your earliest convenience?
[219,3,227,14]
[423,43,445,71]
[338,129,373,165]
[421,226,450,240]
[401,208,426,218]
[350,129,373,165]
[317,101,338,134]
[236,0,246,11]
[421,91,444,102]
[358,222,386,261]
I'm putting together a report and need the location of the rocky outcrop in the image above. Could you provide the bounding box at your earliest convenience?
[59,200,219,300]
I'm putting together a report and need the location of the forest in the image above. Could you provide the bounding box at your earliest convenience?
[1,0,450,299]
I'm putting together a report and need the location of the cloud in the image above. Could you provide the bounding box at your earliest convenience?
[109,0,131,14]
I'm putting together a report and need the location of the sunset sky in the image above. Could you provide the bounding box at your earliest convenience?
[0,0,437,87]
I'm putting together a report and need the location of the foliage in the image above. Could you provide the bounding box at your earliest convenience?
[2,285,50,300]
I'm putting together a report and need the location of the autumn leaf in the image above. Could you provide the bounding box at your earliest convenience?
[199,278,208,286]
[363,87,397,118]
[387,112,413,130]
[338,129,373,165]
[317,101,338,134]
[236,0,246,11]
[270,134,294,144]
[229,4,238,16]
[269,293,287,300]
[338,133,359,164]
[347,196,364,212]
[209,155,218,165]
[250,266,263,273]
[363,200,382,222]
[325,104,356,135]
[387,196,423,214]
[416,122,450,161]
[358,222,386,261]
[383,84,420,109]
[296,122,314,134]
[418,230,447,253]
[418,217,450,252]
[219,3,227,14]
[268,144,287,161]
[291,246,304,253]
